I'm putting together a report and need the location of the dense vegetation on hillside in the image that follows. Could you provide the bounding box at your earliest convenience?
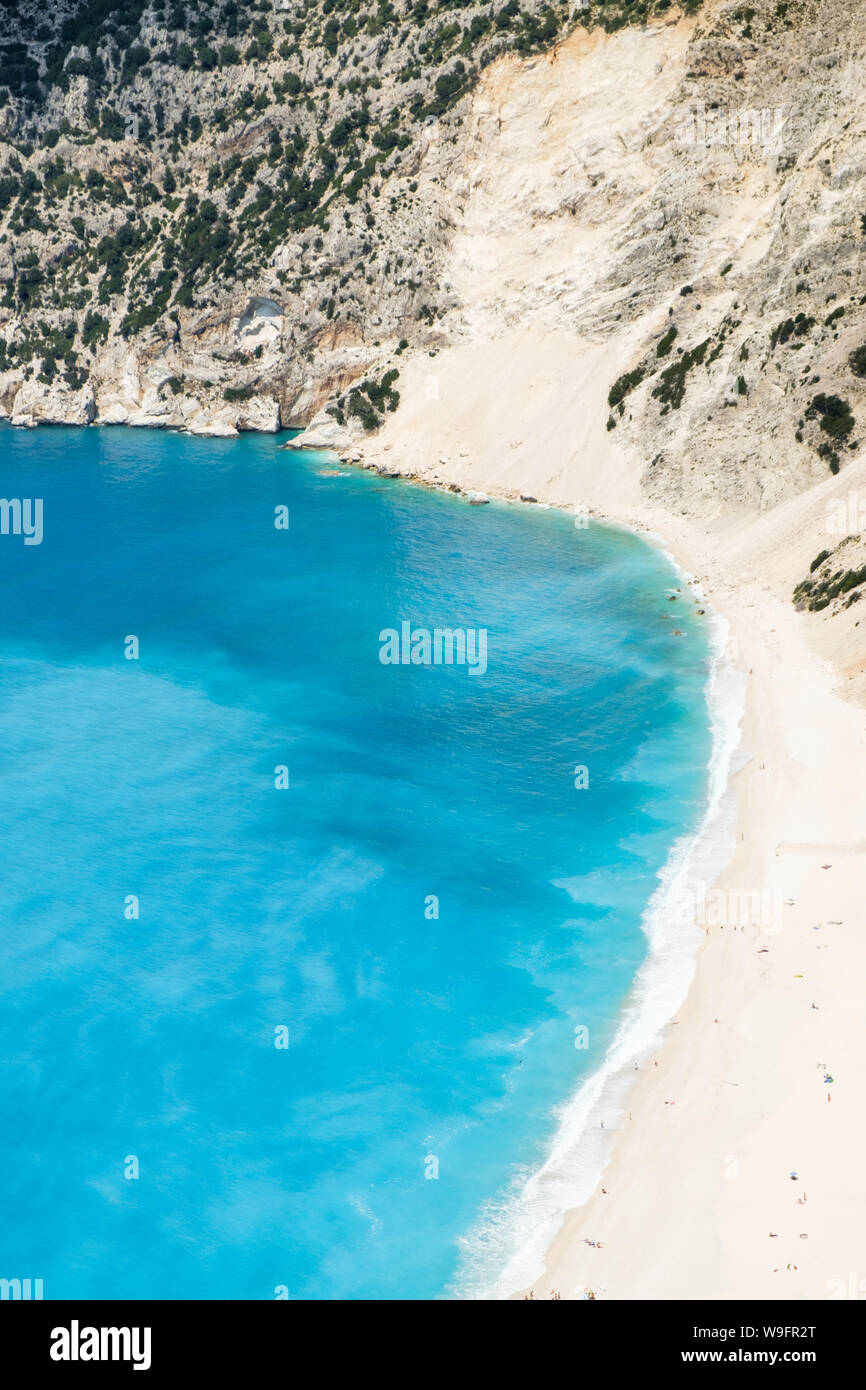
[0,0,698,396]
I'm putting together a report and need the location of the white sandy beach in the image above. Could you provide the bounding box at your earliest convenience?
[530,500,866,1302]
[357,341,866,1300]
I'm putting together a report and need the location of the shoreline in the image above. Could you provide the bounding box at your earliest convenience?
[286,432,866,1299]
[527,542,866,1299]
[331,455,752,1299]
[335,341,866,1297]
[488,592,747,1300]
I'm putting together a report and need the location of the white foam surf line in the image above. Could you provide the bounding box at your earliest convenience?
[450,561,747,1301]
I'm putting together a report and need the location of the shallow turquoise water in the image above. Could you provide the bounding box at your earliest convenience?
[0,423,711,1299]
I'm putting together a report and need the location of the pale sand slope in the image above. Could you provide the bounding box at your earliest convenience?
[351,13,866,1299]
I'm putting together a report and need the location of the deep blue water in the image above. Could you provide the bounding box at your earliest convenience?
[0,423,711,1299]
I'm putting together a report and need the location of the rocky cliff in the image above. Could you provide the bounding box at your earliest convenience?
[0,0,681,432]
[347,0,866,522]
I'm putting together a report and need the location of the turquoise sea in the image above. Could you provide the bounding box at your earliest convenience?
[0,423,713,1299]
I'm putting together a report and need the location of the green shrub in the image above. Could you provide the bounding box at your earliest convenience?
[656,325,677,357]
[806,393,855,441]
[608,365,645,408]
[82,310,109,347]
[652,339,710,411]
[848,344,866,378]
[770,313,814,348]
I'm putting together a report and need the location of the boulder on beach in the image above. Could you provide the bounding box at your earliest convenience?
[283,411,357,451]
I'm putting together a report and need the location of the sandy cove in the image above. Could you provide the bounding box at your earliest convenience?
[530,510,866,1302]
[288,6,866,1298]
[340,321,866,1299]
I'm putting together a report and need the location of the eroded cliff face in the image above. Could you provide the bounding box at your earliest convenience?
[374,0,866,518]
[2,0,643,434]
